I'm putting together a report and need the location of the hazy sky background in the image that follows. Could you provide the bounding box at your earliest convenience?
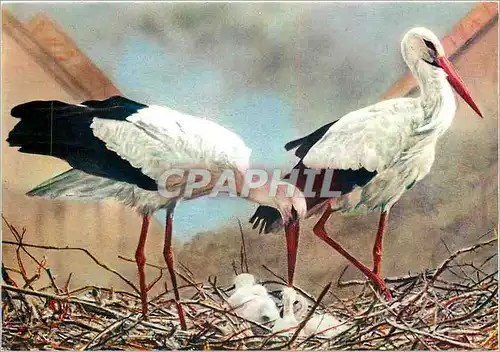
[6,2,476,240]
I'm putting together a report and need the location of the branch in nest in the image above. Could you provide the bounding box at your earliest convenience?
[432,237,497,281]
[2,239,139,295]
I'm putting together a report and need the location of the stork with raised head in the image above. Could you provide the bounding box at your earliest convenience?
[250,27,483,299]
[7,96,306,330]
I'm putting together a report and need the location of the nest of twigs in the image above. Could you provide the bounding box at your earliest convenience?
[2,217,498,350]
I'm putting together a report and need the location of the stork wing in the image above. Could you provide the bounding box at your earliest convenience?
[91,105,252,182]
[302,98,422,172]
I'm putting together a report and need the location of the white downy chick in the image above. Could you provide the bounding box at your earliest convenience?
[274,287,349,338]
[272,286,299,334]
[228,273,279,324]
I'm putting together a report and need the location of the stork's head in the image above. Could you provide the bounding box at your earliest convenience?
[401,27,482,118]
[401,27,445,67]
[274,184,307,224]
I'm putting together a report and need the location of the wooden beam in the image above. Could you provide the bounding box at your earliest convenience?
[26,14,121,100]
[383,2,498,99]
[2,9,120,101]
[2,9,88,100]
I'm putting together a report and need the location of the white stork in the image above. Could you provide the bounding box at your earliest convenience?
[7,96,306,329]
[250,27,483,300]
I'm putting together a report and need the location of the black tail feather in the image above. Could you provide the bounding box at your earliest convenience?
[11,100,73,119]
[81,96,147,111]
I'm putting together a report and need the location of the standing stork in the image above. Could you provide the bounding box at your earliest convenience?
[250,27,483,299]
[7,96,306,329]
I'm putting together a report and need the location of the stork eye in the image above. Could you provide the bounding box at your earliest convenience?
[262,315,270,322]
[423,39,437,53]
[422,39,440,68]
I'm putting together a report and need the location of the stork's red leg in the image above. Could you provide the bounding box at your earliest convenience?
[135,215,150,317]
[313,207,392,300]
[285,219,300,286]
[163,209,187,330]
[373,210,390,275]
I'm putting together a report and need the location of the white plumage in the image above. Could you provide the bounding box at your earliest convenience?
[272,286,299,335]
[303,98,419,173]
[227,274,279,324]
[27,169,170,215]
[91,105,252,182]
[89,105,252,212]
[303,313,348,339]
[272,287,348,338]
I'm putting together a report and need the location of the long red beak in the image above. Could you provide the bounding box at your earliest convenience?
[285,219,299,287]
[436,56,483,118]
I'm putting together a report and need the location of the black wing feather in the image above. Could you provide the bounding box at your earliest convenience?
[284,121,335,159]
[8,96,157,190]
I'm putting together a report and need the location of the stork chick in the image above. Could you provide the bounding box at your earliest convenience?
[273,287,349,339]
[228,274,279,324]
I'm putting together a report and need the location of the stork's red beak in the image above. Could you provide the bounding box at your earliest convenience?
[285,216,299,287]
[436,56,483,118]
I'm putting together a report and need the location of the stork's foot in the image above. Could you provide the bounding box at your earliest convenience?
[136,216,151,318]
[139,287,148,318]
[358,265,392,300]
[368,273,392,301]
[135,256,149,318]
[174,300,187,330]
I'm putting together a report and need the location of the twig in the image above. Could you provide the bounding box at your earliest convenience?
[2,285,170,332]
[432,237,497,281]
[262,265,286,284]
[237,219,249,274]
[83,313,140,350]
[3,217,59,291]
[386,318,476,349]
[437,290,497,326]
[63,273,73,294]
[289,283,332,346]
[118,255,165,270]
[2,240,139,294]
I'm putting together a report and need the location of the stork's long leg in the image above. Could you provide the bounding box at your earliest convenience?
[285,219,300,286]
[313,207,392,300]
[163,208,187,330]
[373,210,390,275]
[135,215,150,317]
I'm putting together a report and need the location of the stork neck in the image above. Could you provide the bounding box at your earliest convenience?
[246,183,275,207]
[413,62,456,132]
[246,180,300,223]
